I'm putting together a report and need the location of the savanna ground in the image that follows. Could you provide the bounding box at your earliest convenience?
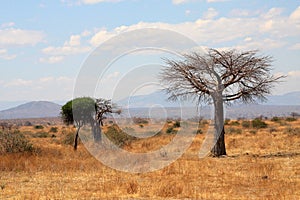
[0,117,299,199]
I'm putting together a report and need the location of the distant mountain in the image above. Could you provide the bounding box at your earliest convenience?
[264,91,300,105]
[0,101,61,119]
[117,90,300,108]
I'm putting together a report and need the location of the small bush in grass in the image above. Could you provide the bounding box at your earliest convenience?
[166,127,176,134]
[173,121,180,128]
[33,131,49,138]
[0,130,34,154]
[249,130,257,134]
[34,125,44,129]
[105,125,136,147]
[285,117,297,122]
[252,118,268,129]
[226,127,242,134]
[285,126,300,135]
[63,132,75,145]
[224,118,230,125]
[49,127,58,133]
[241,121,251,128]
[230,121,240,126]
[195,129,203,134]
[271,116,281,122]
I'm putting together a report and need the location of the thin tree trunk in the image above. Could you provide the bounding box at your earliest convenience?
[92,120,102,143]
[74,126,81,151]
[211,95,226,156]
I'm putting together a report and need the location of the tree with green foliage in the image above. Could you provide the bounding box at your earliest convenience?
[160,49,284,156]
[61,97,120,150]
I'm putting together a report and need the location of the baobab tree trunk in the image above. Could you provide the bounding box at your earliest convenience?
[211,95,226,156]
[91,120,102,143]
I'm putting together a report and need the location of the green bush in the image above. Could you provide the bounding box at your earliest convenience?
[105,125,136,147]
[34,125,44,129]
[0,130,34,154]
[252,118,268,129]
[241,121,251,128]
[271,116,281,122]
[285,117,297,122]
[195,129,203,134]
[229,121,240,126]
[224,118,231,125]
[173,121,181,128]
[49,127,58,133]
[166,127,176,134]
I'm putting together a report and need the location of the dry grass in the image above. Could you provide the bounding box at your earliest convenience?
[0,118,299,199]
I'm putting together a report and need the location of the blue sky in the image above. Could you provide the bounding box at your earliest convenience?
[0,0,300,104]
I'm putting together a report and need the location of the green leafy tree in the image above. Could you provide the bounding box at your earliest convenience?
[61,97,120,150]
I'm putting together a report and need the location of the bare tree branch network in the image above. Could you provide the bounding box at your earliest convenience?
[160,48,285,156]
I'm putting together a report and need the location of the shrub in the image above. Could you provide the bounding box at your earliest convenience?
[33,131,49,138]
[195,129,203,134]
[241,121,251,128]
[105,125,136,147]
[173,121,181,128]
[34,125,44,129]
[230,121,240,126]
[224,118,231,125]
[252,118,268,129]
[249,130,257,134]
[49,127,58,133]
[0,130,34,154]
[285,117,297,122]
[166,127,176,134]
[271,116,281,122]
[63,132,75,145]
[285,126,300,135]
[226,127,242,134]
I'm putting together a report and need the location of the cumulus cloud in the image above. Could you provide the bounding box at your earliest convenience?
[86,6,300,51]
[203,8,218,19]
[0,28,45,46]
[42,34,90,56]
[39,56,64,63]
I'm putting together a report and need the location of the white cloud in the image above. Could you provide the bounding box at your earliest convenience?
[185,10,191,15]
[39,56,64,63]
[172,0,229,4]
[86,6,300,49]
[89,29,116,46]
[203,8,218,19]
[66,35,81,46]
[289,43,300,50]
[1,22,15,28]
[289,6,300,21]
[1,77,75,101]
[287,71,300,77]
[172,0,190,5]
[0,48,16,60]
[42,34,90,56]
[81,0,122,4]
[0,28,45,46]
[4,79,33,87]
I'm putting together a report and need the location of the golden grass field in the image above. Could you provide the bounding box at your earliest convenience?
[0,118,299,199]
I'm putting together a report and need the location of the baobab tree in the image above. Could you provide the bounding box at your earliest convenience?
[61,97,120,150]
[160,49,284,156]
